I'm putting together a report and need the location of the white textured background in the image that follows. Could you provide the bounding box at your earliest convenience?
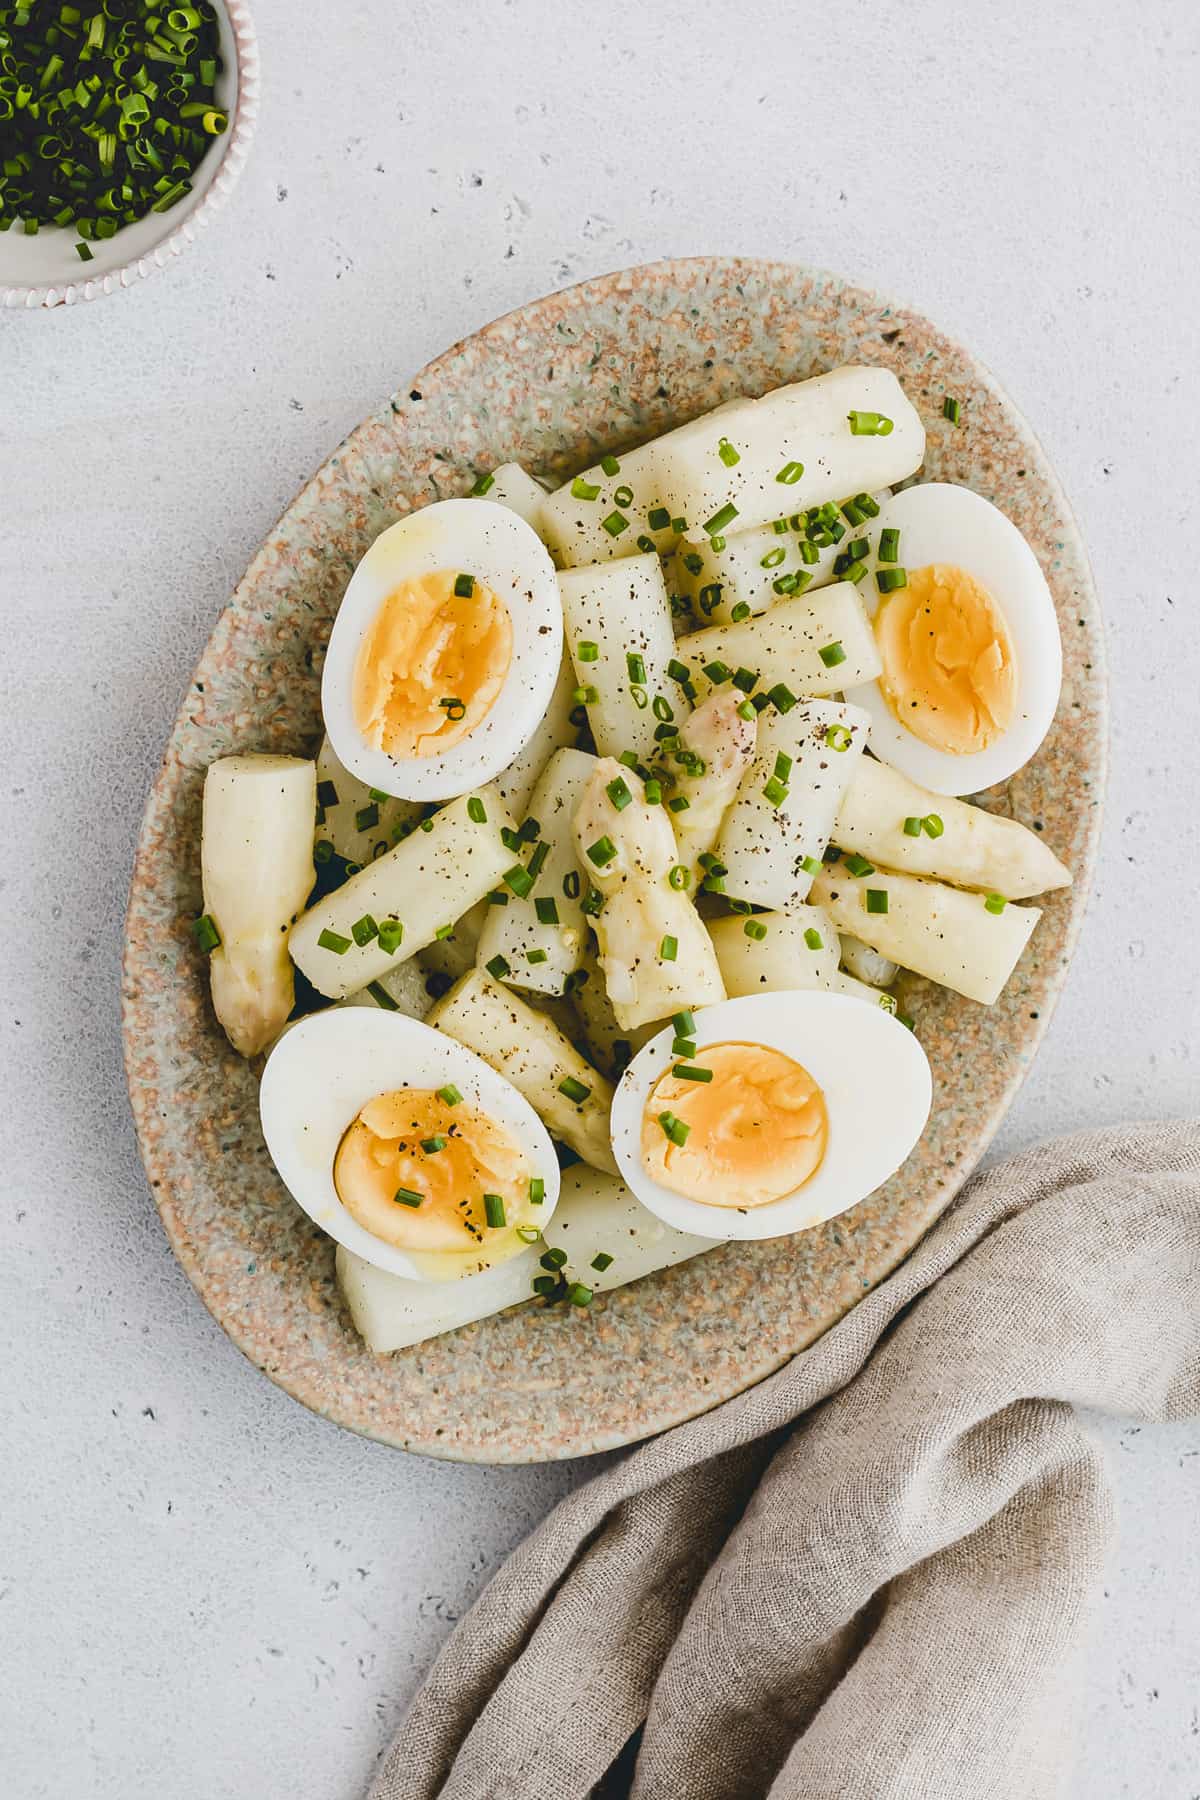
[2,1,1198,1795]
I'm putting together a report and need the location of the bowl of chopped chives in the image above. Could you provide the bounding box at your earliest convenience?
[0,0,259,309]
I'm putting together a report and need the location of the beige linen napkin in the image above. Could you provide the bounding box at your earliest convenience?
[370,1120,1200,1800]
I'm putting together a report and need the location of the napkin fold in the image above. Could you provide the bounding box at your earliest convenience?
[370,1120,1200,1800]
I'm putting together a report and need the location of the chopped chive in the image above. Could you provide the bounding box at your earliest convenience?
[519,816,542,842]
[659,935,678,961]
[762,776,789,808]
[318,928,352,955]
[316,780,339,810]
[540,1246,568,1271]
[351,913,379,946]
[701,873,726,894]
[434,924,454,941]
[420,1136,447,1154]
[367,980,399,1010]
[652,694,674,723]
[673,1063,714,1081]
[847,410,894,436]
[192,914,221,953]
[470,470,495,495]
[630,684,649,710]
[923,813,945,838]
[577,639,599,663]
[535,897,560,925]
[703,660,732,684]
[467,796,488,824]
[453,573,475,598]
[718,437,740,467]
[667,794,690,813]
[671,1037,697,1058]
[516,1226,542,1244]
[587,836,617,868]
[879,527,901,563]
[637,534,657,553]
[501,827,523,853]
[760,546,787,569]
[803,927,824,950]
[865,888,889,914]
[845,854,875,877]
[572,684,600,706]
[698,582,723,615]
[529,1176,545,1204]
[668,864,690,890]
[614,483,634,507]
[671,516,688,534]
[836,559,868,584]
[567,1282,593,1307]
[378,918,404,954]
[393,1188,423,1209]
[704,502,739,536]
[658,1110,690,1146]
[854,493,881,518]
[737,698,757,720]
[532,1274,559,1298]
[439,697,466,721]
[819,640,847,669]
[800,855,823,876]
[648,506,671,531]
[590,1251,614,1272]
[581,887,605,917]
[603,776,633,814]
[527,840,550,878]
[602,510,629,537]
[943,396,962,425]
[682,551,703,575]
[732,667,759,694]
[503,864,534,898]
[354,803,380,831]
[571,475,601,501]
[876,567,908,593]
[486,954,512,980]
[437,1084,463,1106]
[731,602,752,623]
[776,461,805,484]
[903,815,923,836]
[558,1075,591,1104]
[562,870,582,900]
[486,889,509,906]
[483,1193,507,1229]
[984,892,1008,914]
[667,657,691,684]
[743,918,769,941]
[826,724,853,752]
[673,1010,696,1036]
[600,454,621,476]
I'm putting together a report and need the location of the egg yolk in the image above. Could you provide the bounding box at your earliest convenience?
[333,1087,529,1254]
[353,570,512,760]
[641,1041,828,1209]
[874,563,1018,755]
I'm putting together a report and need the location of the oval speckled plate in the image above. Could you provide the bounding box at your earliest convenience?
[122,257,1106,1463]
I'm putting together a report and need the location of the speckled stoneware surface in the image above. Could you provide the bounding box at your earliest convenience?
[122,257,1106,1463]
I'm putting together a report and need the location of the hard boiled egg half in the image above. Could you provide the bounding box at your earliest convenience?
[847,483,1062,796]
[259,1007,560,1280]
[609,990,931,1240]
[321,498,563,803]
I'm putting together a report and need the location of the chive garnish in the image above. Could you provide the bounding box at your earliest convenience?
[903,815,923,837]
[845,854,875,877]
[591,1252,614,1272]
[673,1010,696,1036]
[800,855,823,876]
[602,511,629,537]
[437,1084,463,1106]
[421,1136,447,1154]
[486,954,512,980]
[516,1226,541,1244]
[312,841,333,864]
[600,454,621,476]
[393,1188,424,1208]
[668,864,690,890]
[567,1282,593,1308]
[503,864,535,898]
[659,935,678,961]
[943,396,962,425]
[731,602,752,623]
[876,568,908,593]
[819,641,847,669]
[866,888,889,914]
[847,410,894,436]
[732,667,759,694]
[737,698,757,720]
[367,980,399,1011]
[470,471,495,496]
[562,870,582,900]
[630,684,649,709]
[467,797,487,824]
[985,892,1008,914]
[826,724,853,752]
[439,697,466,720]
[743,918,769,941]
[671,1037,697,1058]
[606,776,633,811]
[577,640,599,663]
[704,502,739,536]
[483,1193,507,1229]
[571,475,601,501]
[572,685,600,706]
[703,660,732,684]
[378,918,404,954]
[526,948,548,964]
[354,803,379,831]
[434,924,454,941]
[190,913,220,954]
[581,887,605,917]
[760,546,787,569]
[540,1247,568,1272]
[651,694,674,722]
[648,506,671,531]
[667,794,690,813]
[879,527,901,563]
[318,928,352,955]
[351,914,379,946]
[762,776,789,808]
[529,1176,545,1204]
[658,1110,690,1146]
[453,573,475,598]
[534,897,560,925]
[923,814,945,838]
[316,780,338,810]
[558,1075,591,1104]
[776,461,805,484]
[587,836,617,867]
[673,1064,714,1082]
[803,927,824,950]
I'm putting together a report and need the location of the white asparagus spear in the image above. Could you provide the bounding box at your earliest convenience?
[289,790,516,1000]
[833,756,1072,899]
[810,866,1041,1005]
[491,649,580,824]
[481,461,552,531]
[201,754,316,1057]
[714,699,870,911]
[678,583,882,705]
[475,747,597,995]
[574,758,726,1031]
[651,365,925,539]
[428,968,617,1174]
[542,1165,721,1282]
[838,934,899,988]
[673,489,890,626]
[669,688,758,877]
[707,906,839,994]
[314,735,419,868]
[567,943,657,1080]
[558,553,686,761]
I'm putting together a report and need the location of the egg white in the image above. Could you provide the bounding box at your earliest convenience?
[321,497,563,803]
[609,990,931,1240]
[847,483,1062,796]
[259,1007,561,1281]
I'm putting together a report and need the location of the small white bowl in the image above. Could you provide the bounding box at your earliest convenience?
[1,0,259,310]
